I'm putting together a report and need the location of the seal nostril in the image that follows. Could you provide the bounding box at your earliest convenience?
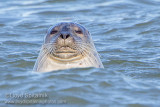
[60,34,64,39]
[60,34,70,39]
[66,34,70,39]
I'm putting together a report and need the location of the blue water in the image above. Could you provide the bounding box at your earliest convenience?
[0,0,160,106]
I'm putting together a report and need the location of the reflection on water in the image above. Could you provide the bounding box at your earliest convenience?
[0,0,160,106]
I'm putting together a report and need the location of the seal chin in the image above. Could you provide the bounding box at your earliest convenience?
[50,46,83,62]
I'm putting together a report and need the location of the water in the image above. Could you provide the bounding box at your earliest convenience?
[0,0,160,106]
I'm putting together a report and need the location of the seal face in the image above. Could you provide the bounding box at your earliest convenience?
[33,22,104,72]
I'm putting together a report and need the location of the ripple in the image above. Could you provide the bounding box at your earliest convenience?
[60,85,93,92]
[132,0,160,6]
[63,96,90,104]
[44,0,76,4]
[98,81,112,88]
[127,104,149,107]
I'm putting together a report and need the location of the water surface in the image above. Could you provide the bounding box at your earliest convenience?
[0,0,160,106]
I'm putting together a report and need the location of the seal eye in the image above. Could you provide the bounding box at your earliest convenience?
[50,30,58,34]
[75,30,83,34]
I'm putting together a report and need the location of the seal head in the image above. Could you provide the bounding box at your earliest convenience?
[34,22,104,72]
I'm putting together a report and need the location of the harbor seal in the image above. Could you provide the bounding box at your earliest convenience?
[33,22,104,72]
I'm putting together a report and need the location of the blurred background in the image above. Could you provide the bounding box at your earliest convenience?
[0,0,160,106]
